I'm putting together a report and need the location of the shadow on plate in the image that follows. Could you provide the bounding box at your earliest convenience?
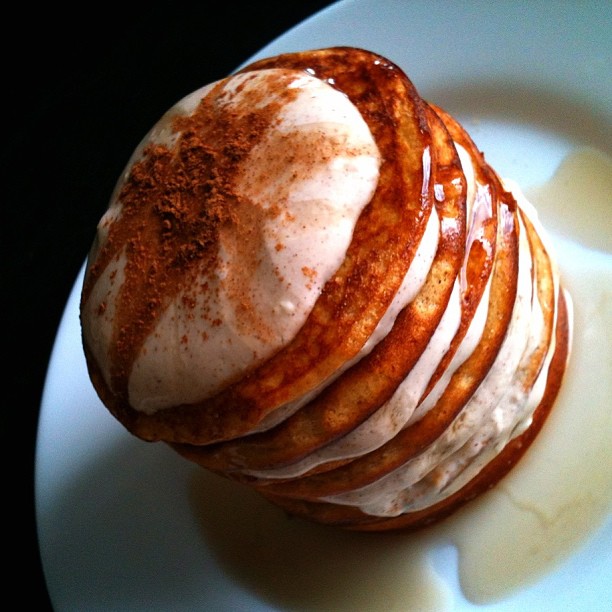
[187,467,452,611]
[39,430,452,611]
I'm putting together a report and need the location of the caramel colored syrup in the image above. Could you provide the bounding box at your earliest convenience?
[448,147,612,603]
[189,147,611,610]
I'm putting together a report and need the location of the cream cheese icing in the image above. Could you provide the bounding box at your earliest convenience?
[82,68,382,413]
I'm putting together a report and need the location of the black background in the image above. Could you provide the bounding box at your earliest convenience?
[7,2,335,607]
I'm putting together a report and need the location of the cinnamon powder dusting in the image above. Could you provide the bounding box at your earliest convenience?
[82,71,302,398]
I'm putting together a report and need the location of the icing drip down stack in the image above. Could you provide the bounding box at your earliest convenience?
[80,47,571,531]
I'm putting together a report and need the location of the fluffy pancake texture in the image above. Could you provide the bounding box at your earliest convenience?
[81,47,571,531]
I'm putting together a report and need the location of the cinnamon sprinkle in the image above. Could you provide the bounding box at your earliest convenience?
[82,70,303,398]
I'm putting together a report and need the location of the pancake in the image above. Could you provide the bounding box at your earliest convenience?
[81,47,572,531]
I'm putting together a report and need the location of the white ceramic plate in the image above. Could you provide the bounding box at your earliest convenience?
[36,1,611,610]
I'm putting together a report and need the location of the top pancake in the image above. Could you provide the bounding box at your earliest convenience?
[82,47,449,445]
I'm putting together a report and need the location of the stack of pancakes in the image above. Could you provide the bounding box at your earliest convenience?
[81,47,571,531]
